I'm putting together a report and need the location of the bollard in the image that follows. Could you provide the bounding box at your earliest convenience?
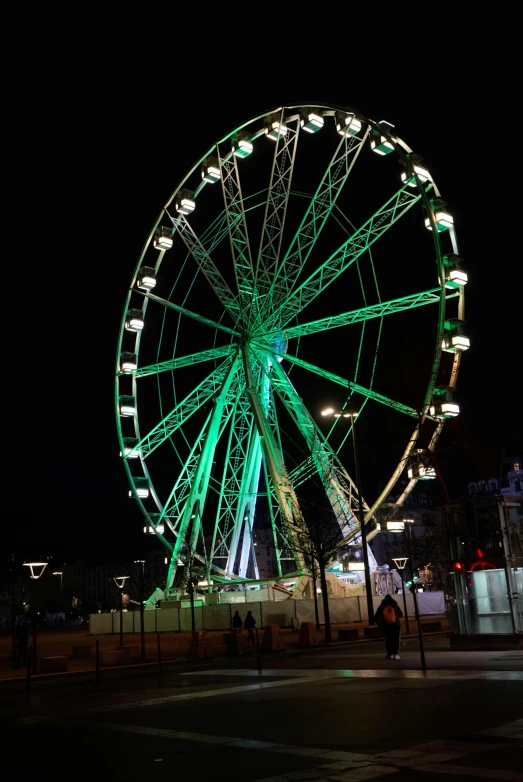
[95,640,100,685]
[255,628,262,675]
[157,632,163,683]
[26,646,32,691]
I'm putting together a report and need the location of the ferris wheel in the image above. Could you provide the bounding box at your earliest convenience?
[116,103,468,591]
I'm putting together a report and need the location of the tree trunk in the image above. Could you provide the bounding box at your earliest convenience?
[318,560,331,644]
[189,587,196,633]
[311,568,320,631]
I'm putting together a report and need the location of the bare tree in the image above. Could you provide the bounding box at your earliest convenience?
[289,504,342,643]
[180,553,207,633]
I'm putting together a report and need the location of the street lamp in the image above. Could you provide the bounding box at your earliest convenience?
[113,576,129,648]
[392,557,410,635]
[23,561,48,674]
[52,571,63,598]
[133,560,146,662]
[321,407,375,625]
[393,557,426,671]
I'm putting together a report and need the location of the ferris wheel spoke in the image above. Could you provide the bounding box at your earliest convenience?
[156,412,213,524]
[241,346,305,569]
[266,356,370,541]
[172,215,242,323]
[280,351,432,420]
[159,377,241,528]
[260,129,370,331]
[217,149,257,326]
[277,182,428,329]
[263,288,458,341]
[211,390,257,573]
[134,355,239,460]
[255,113,300,311]
[165,356,243,587]
[132,345,235,379]
[136,289,240,337]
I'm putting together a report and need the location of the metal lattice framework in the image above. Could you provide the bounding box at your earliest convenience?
[116,103,466,591]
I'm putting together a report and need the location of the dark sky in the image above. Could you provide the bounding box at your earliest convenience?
[12,55,519,565]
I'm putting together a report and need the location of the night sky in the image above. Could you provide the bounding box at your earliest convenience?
[13,56,519,567]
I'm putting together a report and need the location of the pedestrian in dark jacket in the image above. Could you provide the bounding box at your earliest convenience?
[375,594,403,659]
[244,610,256,644]
[232,610,243,629]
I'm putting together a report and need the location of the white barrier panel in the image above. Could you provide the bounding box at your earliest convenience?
[89,591,445,634]
[296,599,325,625]
[144,611,157,632]
[89,613,113,635]
[262,601,296,628]
[179,606,203,632]
[416,591,445,615]
[329,597,361,624]
[157,609,179,632]
[203,604,231,630]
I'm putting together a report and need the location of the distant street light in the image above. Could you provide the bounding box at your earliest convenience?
[23,561,48,674]
[23,562,48,580]
[321,407,375,625]
[113,576,129,648]
[134,560,146,662]
[52,571,63,597]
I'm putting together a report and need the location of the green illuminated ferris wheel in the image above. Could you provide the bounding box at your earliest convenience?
[116,103,468,592]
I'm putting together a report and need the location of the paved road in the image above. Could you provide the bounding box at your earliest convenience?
[6,637,523,781]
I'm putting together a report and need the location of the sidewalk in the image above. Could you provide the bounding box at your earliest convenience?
[0,615,448,681]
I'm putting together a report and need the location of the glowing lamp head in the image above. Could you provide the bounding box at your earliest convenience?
[23,562,48,580]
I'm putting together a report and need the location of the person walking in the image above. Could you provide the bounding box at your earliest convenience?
[375,594,403,659]
[232,610,243,629]
[244,610,256,644]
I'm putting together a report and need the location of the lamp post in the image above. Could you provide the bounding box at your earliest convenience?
[23,561,48,674]
[321,408,375,625]
[392,557,410,635]
[393,556,426,671]
[134,560,146,662]
[52,571,63,598]
[113,576,129,647]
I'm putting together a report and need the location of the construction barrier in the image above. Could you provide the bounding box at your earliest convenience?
[188,631,212,660]
[225,629,247,656]
[261,625,287,652]
[297,621,320,648]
